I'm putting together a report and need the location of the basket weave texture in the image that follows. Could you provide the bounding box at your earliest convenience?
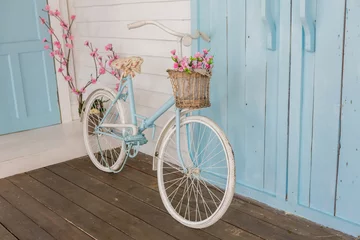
[167,70,211,109]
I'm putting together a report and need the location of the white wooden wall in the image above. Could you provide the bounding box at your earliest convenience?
[67,0,191,155]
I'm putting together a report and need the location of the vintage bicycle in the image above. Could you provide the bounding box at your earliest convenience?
[82,21,235,229]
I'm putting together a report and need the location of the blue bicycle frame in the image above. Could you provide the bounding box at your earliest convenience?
[97,75,188,171]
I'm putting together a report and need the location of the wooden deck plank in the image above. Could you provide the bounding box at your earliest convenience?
[126,153,352,240]
[50,162,258,240]
[0,186,55,240]
[0,179,93,240]
[28,168,176,240]
[8,173,131,240]
[116,160,309,240]
[67,158,273,240]
[0,223,18,240]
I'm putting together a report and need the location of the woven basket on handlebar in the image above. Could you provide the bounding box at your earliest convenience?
[167,69,211,109]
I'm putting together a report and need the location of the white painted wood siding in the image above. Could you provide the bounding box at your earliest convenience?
[68,0,191,155]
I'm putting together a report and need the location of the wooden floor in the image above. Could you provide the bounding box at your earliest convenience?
[0,153,354,240]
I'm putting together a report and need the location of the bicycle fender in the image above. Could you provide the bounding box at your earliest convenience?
[80,87,119,122]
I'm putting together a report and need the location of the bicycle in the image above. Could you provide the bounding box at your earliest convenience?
[82,21,235,229]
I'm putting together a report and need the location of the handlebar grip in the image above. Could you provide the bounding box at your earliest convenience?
[128,21,146,30]
[199,32,211,42]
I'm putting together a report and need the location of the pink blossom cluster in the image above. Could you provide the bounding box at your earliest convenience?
[40,4,122,101]
[84,42,122,92]
[170,49,214,73]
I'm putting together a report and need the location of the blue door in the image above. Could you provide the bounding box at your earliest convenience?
[193,0,291,203]
[194,0,360,236]
[0,0,60,135]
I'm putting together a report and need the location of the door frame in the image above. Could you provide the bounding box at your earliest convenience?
[47,0,73,123]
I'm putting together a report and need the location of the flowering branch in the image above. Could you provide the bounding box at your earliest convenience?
[40,5,122,117]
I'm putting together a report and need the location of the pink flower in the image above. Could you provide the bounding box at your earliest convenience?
[50,51,55,57]
[71,15,76,20]
[98,56,102,61]
[54,10,61,16]
[105,44,112,51]
[65,76,72,81]
[170,49,176,55]
[80,88,86,93]
[40,17,46,24]
[72,88,79,95]
[45,5,50,11]
[44,45,50,50]
[62,34,67,39]
[54,50,60,55]
[115,83,120,92]
[179,67,184,72]
[54,41,61,48]
[62,61,67,66]
[84,41,89,46]
[111,70,116,75]
[69,35,74,41]
[173,63,179,69]
[42,38,47,42]
[49,10,55,16]
[65,43,73,49]
[58,67,64,73]
[60,21,68,30]
[203,49,209,55]
[99,67,106,75]
[90,51,97,57]
[91,78,97,84]
[194,52,201,58]
[48,29,54,35]
[108,59,113,66]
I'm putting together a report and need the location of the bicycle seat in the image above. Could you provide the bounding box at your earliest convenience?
[111,57,144,78]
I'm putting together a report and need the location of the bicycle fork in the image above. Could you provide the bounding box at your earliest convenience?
[176,108,188,174]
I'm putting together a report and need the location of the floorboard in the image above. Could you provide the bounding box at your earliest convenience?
[64,160,259,240]
[0,223,17,240]
[0,179,93,240]
[0,152,354,240]
[28,168,172,240]
[0,192,55,240]
[8,173,131,240]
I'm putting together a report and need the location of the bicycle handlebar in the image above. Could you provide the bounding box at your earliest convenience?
[127,20,211,42]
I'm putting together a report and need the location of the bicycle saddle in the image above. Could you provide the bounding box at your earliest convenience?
[111,56,144,78]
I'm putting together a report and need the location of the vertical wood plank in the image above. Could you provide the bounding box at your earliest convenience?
[243,0,267,189]
[309,0,345,214]
[200,0,228,132]
[336,0,360,225]
[263,0,280,194]
[227,0,247,187]
[275,0,291,200]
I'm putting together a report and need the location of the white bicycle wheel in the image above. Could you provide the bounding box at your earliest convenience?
[157,116,235,228]
[83,89,126,172]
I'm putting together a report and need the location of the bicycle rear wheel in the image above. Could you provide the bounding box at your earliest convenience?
[157,116,235,228]
[83,89,127,172]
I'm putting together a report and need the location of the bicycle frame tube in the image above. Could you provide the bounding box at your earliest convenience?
[96,75,187,171]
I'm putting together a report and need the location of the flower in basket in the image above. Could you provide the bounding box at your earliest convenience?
[170,49,213,76]
[167,49,213,109]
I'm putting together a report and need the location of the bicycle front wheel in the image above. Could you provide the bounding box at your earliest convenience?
[157,116,235,228]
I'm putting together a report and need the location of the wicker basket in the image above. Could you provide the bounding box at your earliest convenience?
[167,70,211,109]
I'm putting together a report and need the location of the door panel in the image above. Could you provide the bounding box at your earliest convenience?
[336,0,360,225]
[288,0,346,215]
[0,0,60,135]
[195,0,290,198]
